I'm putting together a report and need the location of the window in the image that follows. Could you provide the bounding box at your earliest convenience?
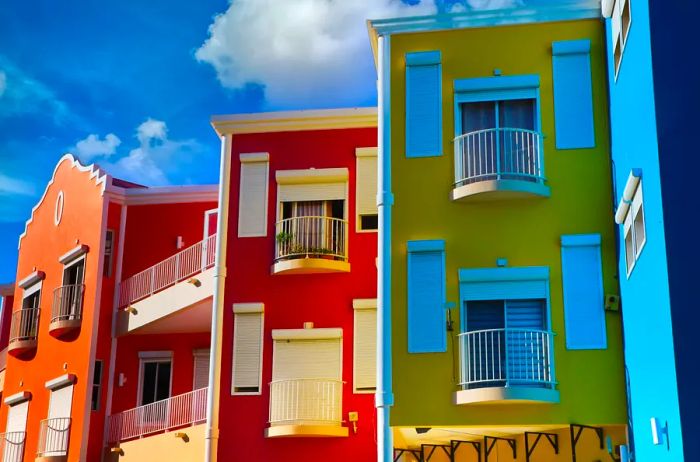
[103,230,115,277]
[407,240,446,353]
[138,352,172,405]
[231,303,264,395]
[355,147,378,232]
[91,360,103,411]
[238,153,269,237]
[353,299,377,393]
[22,283,41,310]
[405,51,442,158]
[611,0,632,76]
[63,257,85,287]
[616,173,645,276]
[193,349,210,390]
[5,399,29,435]
[561,234,607,349]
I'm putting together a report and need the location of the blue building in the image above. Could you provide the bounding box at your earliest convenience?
[602,0,700,460]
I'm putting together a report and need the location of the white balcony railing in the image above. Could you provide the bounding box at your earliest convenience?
[274,217,348,262]
[9,309,39,345]
[51,284,85,324]
[0,431,25,462]
[118,234,216,308]
[269,379,343,426]
[458,328,556,390]
[454,128,545,187]
[36,418,71,457]
[107,387,208,443]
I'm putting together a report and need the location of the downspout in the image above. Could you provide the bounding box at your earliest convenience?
[205,133,232,462]
[102,203,127,460]
[376,33,394,462]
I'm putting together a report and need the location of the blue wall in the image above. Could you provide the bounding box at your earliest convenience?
[604,1,684,460]
[648,1,700,460]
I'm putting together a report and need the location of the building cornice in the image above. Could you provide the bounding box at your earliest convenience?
[0,284,14,297]
[211,107,377,136]
[106,184,219,206]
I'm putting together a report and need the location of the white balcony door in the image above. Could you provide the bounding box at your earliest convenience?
[4,401,28,462]
[45,384,73,456]
[271,337,342,425]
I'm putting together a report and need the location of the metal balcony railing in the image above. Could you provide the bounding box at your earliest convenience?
[9,309,39,345]
[51,284,85,324]
[107,387,208,443]
[36,418,71,457]
[274,216,348,263]
[269,379,343,426]
[0,431,25,462]
[118,234,216,308]
[454,128,545,187]
[458,328,556,390]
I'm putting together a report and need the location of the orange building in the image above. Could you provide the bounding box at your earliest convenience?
[0,154,217,461]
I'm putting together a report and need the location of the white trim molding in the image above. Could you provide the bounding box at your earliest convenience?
[271,328,343,341]
[0,284,14,297]
[59,244,90,264]
[232,303,265,314]
[240,153,270,163]
[107,185,219,206]
[353,299,378,310]
[615,168,642,224]
[276,168,349,185]
[138,350,173,359]
[18,271,45,289]
[4,391,31,406]
[45,374,77,390]
[355,147,378,158]
[212,107,377,136]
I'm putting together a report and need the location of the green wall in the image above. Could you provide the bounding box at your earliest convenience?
[389,19,627,427]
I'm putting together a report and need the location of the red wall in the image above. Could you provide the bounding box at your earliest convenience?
[111,332,210,414]
[219,127,378,461]
[0,295,13,351]
[121,202,217,279]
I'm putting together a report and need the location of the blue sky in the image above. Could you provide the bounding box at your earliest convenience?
[0,0,570,282]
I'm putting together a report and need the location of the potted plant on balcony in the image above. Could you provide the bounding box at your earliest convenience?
[276,232,295,259]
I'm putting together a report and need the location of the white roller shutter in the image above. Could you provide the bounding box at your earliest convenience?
[193,350,210,390]
[355,148,378,217]
[353,305,377,393]
[5,401,28,433]
[238,154,269,237]
[232,311,264,394]
[48,384,73,419]
[278,183,346,203]
[272,338,342,381]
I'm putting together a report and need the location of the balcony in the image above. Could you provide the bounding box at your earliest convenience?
[273,217,349,275]
[36,418,71,461]
[117,234,216,335]
[452,128,550,201]
[266,379,347,438]
[0,431,25,462]
[8,309,39,355]
[455,328,559,405]
[50,284,84,337]
[107,388,207,444]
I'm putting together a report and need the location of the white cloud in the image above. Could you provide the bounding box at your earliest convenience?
[465,0,522,9]
[0,173,35,197]
[0,57,71,123]
[136,118,167,145]
[195,0,436,108]
[72,133,121,161]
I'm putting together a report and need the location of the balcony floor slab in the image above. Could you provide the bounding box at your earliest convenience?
[265,425,349,438]
[454,386,560,405]
[271,258,350,275]
[451,179,550,202]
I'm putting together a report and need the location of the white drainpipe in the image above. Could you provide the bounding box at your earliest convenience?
[376,33,395,462]
[205,133,232,462]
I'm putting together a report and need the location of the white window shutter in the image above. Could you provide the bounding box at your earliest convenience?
[353,305,377,392]
[48,384,73,419]
[232,312,264,394]
[238,154,269,237]
[272,338,342,381]
[355,148,378,218]
[193,350,210,390]
[6,401,29,433]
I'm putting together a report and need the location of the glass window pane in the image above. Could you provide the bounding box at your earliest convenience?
[466,300,505,331]
[155,361,172,402]
[499,99,535,130]
[461,102,496,134]
[141,362,158,405]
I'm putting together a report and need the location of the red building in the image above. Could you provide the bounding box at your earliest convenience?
[212,108,379,461]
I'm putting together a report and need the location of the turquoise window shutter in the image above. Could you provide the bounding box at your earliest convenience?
[407,240,446,353]
[405,51,442,158]
[551,39,595,149]
[561,234,607,349]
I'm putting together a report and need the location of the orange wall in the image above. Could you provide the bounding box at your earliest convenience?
[121,202,217,280]
[110,333,210,414]
[1,156,108,462]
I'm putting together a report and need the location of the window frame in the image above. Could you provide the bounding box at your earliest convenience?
[62,254,86,286]
[231,303,265,396]
[623,180,646,277]
[103,229,115,278]
[352,299,377,394]
[355,147,378,233]
[137,351,173,406]
[612,0,632,79]
[91,360,103,411]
